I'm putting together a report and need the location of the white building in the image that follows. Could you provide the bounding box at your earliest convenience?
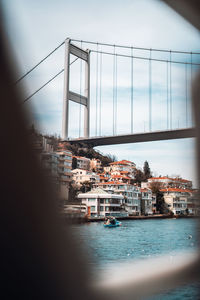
[147,176,192,189]
[72,168,100,186]
[161,188,192,215]
[108,160,136,178]
[140,188,153,215]
[93,182,141,215]
[78,187,124,217]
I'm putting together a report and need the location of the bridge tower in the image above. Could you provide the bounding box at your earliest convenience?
[62,39,90,140]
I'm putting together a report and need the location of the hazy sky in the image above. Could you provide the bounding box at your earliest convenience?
[2,0,200,186]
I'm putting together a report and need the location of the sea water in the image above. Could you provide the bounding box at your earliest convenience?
[71,218,200,299]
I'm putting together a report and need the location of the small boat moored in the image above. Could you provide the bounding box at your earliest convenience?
[104,216,122,227]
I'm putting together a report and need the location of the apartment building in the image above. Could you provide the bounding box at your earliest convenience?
[93,182,141,215]
[98,172,110,183]
[160,188,192,215]
[147,176,192,189]
[41,150,72,201]
[78,187,124,217]
[71,168,100,186]
[108,160,136,178]
[73,156,91,170]
[140,188,153,215]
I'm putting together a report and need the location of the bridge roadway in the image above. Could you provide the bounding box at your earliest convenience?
[65,128,196,147]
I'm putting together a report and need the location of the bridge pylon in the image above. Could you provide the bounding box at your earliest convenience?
[62,38,90,140]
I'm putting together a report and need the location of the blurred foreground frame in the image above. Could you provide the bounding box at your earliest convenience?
[0,1,200,300]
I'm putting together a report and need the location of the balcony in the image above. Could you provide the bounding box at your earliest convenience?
[58,157,65,162]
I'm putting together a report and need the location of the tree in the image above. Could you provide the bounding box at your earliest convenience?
[72,157,77,170]
[134,169,145,186]
[68,183,79,202]
[80,181,92,193]
[149,181,163,194]
[78,149,86,157]
[107,154,117,162]
[149,181,170,214]
[143,161,151,181]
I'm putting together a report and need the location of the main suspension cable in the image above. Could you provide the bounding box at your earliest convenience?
[16,41,65,84]
[23,57,78,104]
[91,50,200,66]
[71,38,200,55]
[23,69,64,104]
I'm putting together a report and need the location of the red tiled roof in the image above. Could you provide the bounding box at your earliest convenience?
[95,182,126,185]
[100,176,109,180]
[176,178,191,183]
[111,175,131,179]
[73,156,90,160]
[149,176,169,180]
[141,188,151,192]
[149,176,191,183]
[110,161,129,166]
[160,188,192,193]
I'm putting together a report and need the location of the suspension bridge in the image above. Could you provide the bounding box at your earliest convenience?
[18,38,200,147]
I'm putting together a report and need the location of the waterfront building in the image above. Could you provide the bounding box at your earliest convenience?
[71,168,100,186]
[73,156,91,170]
[187,190,200,215]
[140,188,153,215]
[93,182,141,215]
[78,187,124,217]
[152,195,157,214]
[160,188,193,215]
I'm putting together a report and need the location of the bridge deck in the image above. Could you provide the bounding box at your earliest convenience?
[65,128,196,147]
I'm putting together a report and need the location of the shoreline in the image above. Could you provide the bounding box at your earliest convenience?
[87,214,198,222]
[64,213,199,223]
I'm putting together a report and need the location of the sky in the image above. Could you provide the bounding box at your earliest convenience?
[1,0,200,187]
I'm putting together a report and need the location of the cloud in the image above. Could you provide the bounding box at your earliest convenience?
[95,138,198,186]
[2,0,200,186]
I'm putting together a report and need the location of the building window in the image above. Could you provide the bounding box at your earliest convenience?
[91,206,96,212]
[100,199,104,204]
[100,206,104,211]
[88,198,96,202]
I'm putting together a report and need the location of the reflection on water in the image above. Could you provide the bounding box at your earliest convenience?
[71,218,199,299]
